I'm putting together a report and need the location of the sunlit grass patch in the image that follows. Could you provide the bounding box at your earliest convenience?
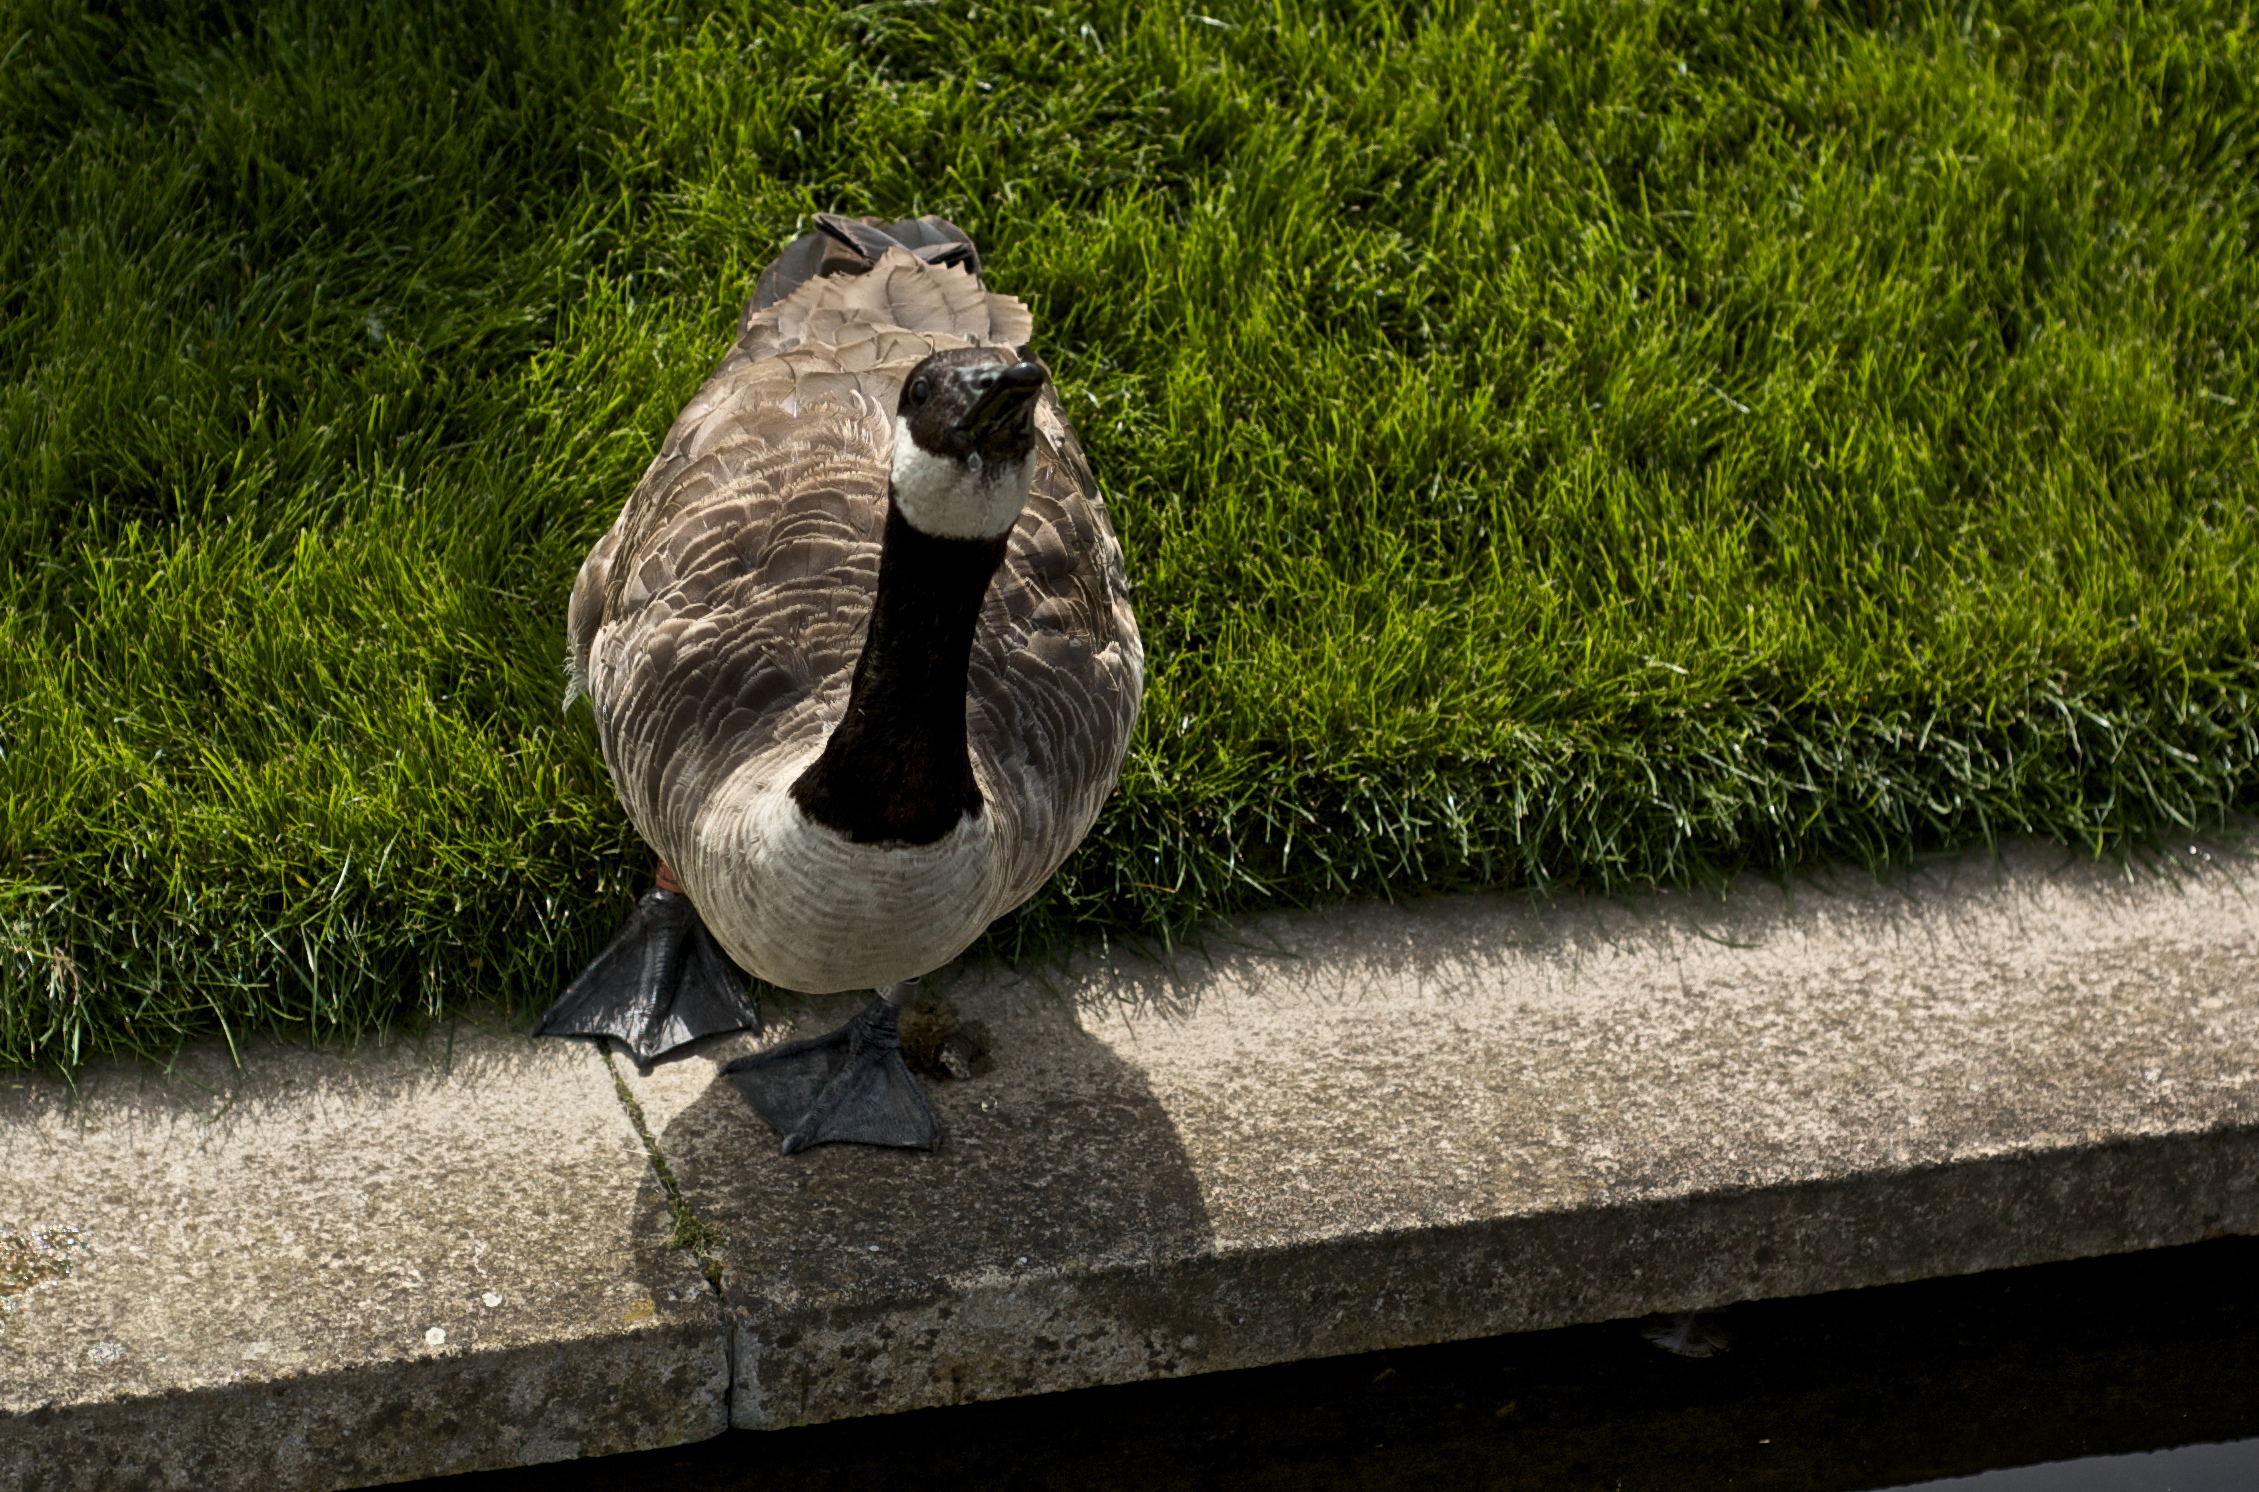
[2,0,2254,1066]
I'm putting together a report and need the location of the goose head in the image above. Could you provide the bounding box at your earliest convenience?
[888,349,1048,540]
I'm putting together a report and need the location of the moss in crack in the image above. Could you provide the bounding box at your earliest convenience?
[603,1048,724,1291]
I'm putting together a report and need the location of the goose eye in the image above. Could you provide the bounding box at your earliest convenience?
[910,378,931,404]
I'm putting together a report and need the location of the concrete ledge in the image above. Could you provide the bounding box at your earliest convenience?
[619,839,2259,1429]
[5,838,2255,1487]
[0,1029,724,1491]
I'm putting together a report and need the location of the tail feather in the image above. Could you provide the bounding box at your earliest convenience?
[751,212,982,315]
[735,214,1032,360]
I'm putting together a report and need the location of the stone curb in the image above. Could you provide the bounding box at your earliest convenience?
[1,1030,724,1491]
[5,837,2256,1487]
[622,838,2259,1429]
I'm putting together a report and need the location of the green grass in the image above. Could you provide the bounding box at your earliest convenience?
[2,0,2254,1068]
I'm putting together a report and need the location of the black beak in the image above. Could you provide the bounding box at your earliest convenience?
[955,360,1047,439]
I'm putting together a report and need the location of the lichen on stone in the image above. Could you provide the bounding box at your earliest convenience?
[1,1223,91,1314]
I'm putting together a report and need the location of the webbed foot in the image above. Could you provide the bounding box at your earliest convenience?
[535,882,761,1063]
[722,989,941,1154]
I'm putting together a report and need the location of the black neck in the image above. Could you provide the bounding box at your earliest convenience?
[790,501,1007,844]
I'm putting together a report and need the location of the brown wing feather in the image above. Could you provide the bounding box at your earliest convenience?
[970,393,1142,906]
[572,244,1141,903]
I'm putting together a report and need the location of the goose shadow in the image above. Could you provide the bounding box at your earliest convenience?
[629,978,1217,1429]
[623,832,2259,1429]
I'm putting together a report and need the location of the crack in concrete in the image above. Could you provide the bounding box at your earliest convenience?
[601,1048,725,1294]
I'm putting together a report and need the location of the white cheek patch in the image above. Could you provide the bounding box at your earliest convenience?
[890,416,1031,539]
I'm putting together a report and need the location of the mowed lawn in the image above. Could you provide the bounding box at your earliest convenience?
[2,0,2253,1066]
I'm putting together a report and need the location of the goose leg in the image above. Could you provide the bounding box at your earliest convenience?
[721,980,941,1154]
[535,866,762,1064]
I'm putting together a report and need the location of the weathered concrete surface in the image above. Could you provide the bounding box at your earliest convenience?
[620,839,2259,1430]
[0,1026,724,1492]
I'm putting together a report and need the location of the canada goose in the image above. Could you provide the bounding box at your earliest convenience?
[536,214,1142,1153]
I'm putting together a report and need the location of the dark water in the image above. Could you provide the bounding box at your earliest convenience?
[443,1236,2259,1491]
